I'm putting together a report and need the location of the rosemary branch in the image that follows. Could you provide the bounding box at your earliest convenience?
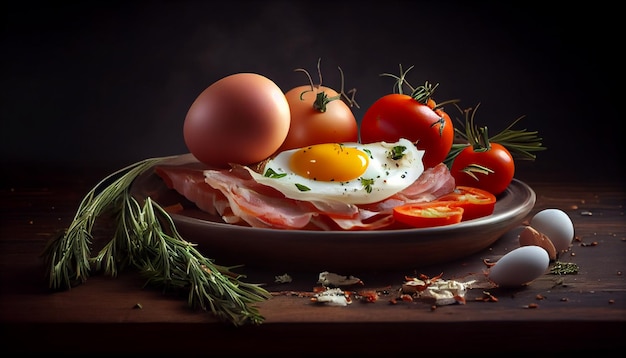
[444,103,546,167]
[41,156,271,326]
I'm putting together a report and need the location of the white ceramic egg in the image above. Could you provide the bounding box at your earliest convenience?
[245,138,424,205]
[488,246,550,287]
[530,209,574,253]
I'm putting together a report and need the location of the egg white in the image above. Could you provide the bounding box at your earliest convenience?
[245,138,425,205]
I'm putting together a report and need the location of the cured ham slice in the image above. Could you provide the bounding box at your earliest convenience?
[154,163,221,216]
[203,166,358,229]
[154,161,455,231]
[396,162,456,201]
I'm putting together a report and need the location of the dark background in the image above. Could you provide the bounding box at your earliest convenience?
[1,0,621,181]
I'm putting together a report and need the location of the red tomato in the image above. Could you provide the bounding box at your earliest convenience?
[393,203,464,228]
[278,85,358,152]
[437,186,497,221]
[360,93,454,169]
[450,143,515,195]
[183,73,290,168]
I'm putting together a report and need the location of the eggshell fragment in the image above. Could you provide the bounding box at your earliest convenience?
[488,246,550,287]
[518,226,557,260]
[530,209,574,253]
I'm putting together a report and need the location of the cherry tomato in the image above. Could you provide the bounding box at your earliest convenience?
[277,85,358,152]
[450,143,514,195]
[436,186,497,221]
[183,73,290,168]
[393,202,464,228]
[360,93,454,169]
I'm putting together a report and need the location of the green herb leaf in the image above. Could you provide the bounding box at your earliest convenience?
[360,178,374,193]
[264,168,287,178]
[295,183,311,192]
[388,145,407,160]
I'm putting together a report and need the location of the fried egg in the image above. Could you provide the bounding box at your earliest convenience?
[245,138,424,204]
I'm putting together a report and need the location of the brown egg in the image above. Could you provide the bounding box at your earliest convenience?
[183,73,290,168]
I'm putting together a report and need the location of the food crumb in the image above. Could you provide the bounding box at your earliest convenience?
[609,299,615,304]
[357,290,378,303]
[580,241,598,247]
[550,261,579,275]
[274,273,292,284]
[311,288,351,306]
[317,271,362,287]
[477,291,498,302]
[133,303,143,309]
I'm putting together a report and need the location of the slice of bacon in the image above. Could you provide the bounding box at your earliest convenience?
[154,161,455,231]
[154,163,221,216]
[155,164,360,229]
[396,163,456,201]
[203,166,358,229]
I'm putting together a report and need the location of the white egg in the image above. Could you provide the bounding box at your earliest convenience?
[488,246,550,287]
[245,138,424,205]
[530,209,574,253]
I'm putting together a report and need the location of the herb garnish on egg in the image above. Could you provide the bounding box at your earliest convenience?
[360,178,375,193]
[295,183,311,192]
[388,145,408,160]
[264,167,287,178]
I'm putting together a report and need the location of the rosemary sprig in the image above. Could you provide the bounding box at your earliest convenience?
[444,103,547,168]
[41,157,271,326]
[42,158,164,288]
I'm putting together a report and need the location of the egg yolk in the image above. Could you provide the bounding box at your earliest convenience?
[289,143,370,181]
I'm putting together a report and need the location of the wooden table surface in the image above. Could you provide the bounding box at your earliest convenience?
[1,163,625,355]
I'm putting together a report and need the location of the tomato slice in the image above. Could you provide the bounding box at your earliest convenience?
[393,186,497,228]
[393,203,464,228]
[436,186,497,221]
